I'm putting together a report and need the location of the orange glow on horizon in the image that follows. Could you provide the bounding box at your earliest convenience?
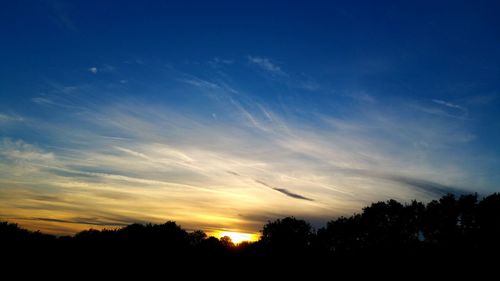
[216,231,259,244]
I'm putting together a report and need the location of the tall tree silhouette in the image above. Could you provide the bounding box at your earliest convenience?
[261,217,313,256]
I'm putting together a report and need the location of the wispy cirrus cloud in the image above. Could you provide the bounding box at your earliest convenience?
[432,99,468,117]
[178,76,221,90]
[0,60,493,235]
[432,99,465,110]
[209,57,234,68]
[0,139,54,162]
[0,113,23,123]
[411,99,470,120]
[345,91,376,103]
[1,84,485,235]
[248,56,287,76]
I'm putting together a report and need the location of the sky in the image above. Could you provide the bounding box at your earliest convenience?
[1,0,500,236]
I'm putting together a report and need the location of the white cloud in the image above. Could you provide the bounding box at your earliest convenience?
[0,113,23,122]
[87,64,115,74]
[178,77,220,90]
[248,56,286,76]
[31,96,84,110]
[432,99,466,111]
[413,99,469,120]
[0,139,54,162]
[31,97,55,105]
[298,80,320,91]
[0,76,490,235]
[209,57,234,68]
[345,91,376,103]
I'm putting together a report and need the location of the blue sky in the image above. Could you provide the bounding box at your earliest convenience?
[1,0,500,235]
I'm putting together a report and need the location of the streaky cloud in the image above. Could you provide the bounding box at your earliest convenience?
[248,56,287,76]
[432,99,466,111]
[255,179,314,201]
[387,175,469,197]
[178,76,220,90]
[0,113,23,122]
[0,61,493,235]
[31,217,128,227]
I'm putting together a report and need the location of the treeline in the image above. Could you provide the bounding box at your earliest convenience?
[2,193,500,273]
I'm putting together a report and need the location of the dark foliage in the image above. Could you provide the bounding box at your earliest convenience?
[2,193,500,276]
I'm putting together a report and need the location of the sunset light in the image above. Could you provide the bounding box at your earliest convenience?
[0,0,499,242]
[217,231,259,244]
[2,1,500,275]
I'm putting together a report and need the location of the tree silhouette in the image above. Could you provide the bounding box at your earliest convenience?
[2,193,500,273]
[188,230,207,246]
[260,217,313,257]
[219,235,235,248]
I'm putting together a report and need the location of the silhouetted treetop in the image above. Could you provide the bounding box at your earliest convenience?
[2,192,500,272]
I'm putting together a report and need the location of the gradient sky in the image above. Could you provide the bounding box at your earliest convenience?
[1,0,500,235]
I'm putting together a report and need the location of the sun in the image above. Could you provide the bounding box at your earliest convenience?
[217,231,259,244]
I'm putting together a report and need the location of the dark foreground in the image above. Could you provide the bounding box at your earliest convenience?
[2,193,500,277]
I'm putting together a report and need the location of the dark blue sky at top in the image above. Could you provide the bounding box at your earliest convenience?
[1,0,500,190]
[2,0,499,97]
